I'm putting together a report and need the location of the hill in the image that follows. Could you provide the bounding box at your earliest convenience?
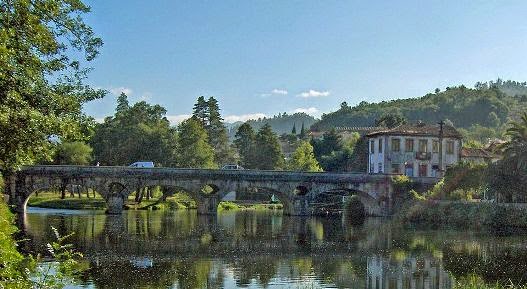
[311,81,527,142]
[227,112,317,138]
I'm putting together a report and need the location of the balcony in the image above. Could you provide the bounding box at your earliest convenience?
[415,152,432,160]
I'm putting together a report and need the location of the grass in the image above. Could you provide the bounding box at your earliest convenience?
[454,274,527,289]
[397,200,527,229]
[217,201,283,211]
[27,192,282,212]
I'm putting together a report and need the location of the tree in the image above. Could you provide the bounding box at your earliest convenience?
[234,122,256,168]
[192,96,209,126]
[311,129,342,159]
[116,92,130,115]
[176,117,215,169]
[254,124,284,170]
[206,97,233,164]
[0,0,104,175]
[488,112,527,202]
[291,123,297,135]
[54,142,93,165]
[91,97,177,166]
[375,112,407,128]
[287,141,322,172]
[299,122,306,139]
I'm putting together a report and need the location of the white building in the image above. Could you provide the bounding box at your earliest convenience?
[366,123,462,178]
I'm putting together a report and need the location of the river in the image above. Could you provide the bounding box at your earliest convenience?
[18,207,527,289]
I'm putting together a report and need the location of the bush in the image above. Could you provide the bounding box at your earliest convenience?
[344,195,365,224]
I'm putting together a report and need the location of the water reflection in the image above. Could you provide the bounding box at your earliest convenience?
[18,208,527,288]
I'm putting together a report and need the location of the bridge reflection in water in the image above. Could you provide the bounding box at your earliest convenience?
[19,209,527,289]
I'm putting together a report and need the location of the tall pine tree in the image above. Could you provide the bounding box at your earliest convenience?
[234,122,256,168]
[254,124,284,170]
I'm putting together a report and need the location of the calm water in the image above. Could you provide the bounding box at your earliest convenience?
[18,208,527,289]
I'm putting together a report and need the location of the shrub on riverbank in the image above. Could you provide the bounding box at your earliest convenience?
[454,274,527,289]
[398,200,527,229]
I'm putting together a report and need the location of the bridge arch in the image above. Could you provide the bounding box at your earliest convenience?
[309,188,382,216]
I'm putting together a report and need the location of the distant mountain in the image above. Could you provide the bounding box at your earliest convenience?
[226,112,317,138]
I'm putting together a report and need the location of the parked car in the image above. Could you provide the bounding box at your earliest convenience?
[129,161,154,168]
[221,164,244,170]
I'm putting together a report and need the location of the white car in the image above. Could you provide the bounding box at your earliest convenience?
[129,161,154,168]
[221,164,244,170]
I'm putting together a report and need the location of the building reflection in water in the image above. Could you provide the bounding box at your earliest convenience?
[367,255,452,289]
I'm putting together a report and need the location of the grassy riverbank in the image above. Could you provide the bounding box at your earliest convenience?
[27,192,282,212]
[454,275,527,289]
[398,200,527,229]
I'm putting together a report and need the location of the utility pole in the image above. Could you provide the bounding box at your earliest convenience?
[438,120,445,178]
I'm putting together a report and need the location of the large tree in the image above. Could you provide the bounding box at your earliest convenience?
[54,141,93,165]
[287,141,322,172]
[91,94,177,166]
[254,124,284,170]
[176,117,215,169]
[0,0,104,175]
[234,122,256,168]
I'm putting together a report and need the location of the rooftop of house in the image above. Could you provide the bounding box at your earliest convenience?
[365,122,463,139]
[460,147,498,159]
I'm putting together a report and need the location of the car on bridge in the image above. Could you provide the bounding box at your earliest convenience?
[129,161,154,168]
[221,164,244,170]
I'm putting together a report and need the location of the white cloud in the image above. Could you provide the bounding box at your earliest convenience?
[261,88,288,97]
[291,107,319,115]
[166,114,192,125]
[297,89,330,98]
[224,113,267,123]
[109,86,133,96]
[271,88,288,95]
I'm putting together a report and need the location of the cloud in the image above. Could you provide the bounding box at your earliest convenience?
[224,113,267,123]
[297,89,330,98]
[271,89,288,95]
[166,114,192,125]
[109,86,133,96]
[291,107,319,115]
[261,88,288,97]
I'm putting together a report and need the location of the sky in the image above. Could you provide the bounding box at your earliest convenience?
[82,0,527,124]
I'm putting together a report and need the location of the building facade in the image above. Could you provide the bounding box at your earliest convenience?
[366,123,462,178]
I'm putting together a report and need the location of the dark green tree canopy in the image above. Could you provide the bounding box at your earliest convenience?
[253,124,284,170]
[0,0,104,171]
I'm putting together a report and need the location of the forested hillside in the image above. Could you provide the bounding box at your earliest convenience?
[311,80,527,142]
[227,112,317,138]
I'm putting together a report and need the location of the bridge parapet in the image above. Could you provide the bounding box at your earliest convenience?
[8,166,396,217]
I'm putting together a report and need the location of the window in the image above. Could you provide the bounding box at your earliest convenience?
[392,163,400,174]
[419,164,428,177]
[370,140,375,154]
[378,139,383,153]
[378,163,383,173]
[446,140,455,154]
[432,140,439,153]
[391,138,400,152]
[405,139,414,152]
[418,139,428,153]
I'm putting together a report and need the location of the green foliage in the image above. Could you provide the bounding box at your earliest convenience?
[253,124,285,170]
[0,201,31,288]
[54,141,93,165]
[399,201,527,229]
[454,274,527,289]
[441,162,488,200]
[392,175,421,203]
[375,111,408,128]
[234,122,257,168]
[175,118,216,169]
[487,113,527,202]
[0,0,105,171]
[343,195,365,224]
[311,85,525,145]
[311,131,365,172]
[239,112,316,136]
[91,95,177,166]
[192,96,233,165]
[286,141,322,172]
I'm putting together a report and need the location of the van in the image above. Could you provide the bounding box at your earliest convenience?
[129,161,154,168]
[221,164,244,170]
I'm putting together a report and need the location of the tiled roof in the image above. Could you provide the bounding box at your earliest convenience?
[366,123,462,138]
[460,147,497,159]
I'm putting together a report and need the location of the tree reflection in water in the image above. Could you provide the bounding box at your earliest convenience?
[18,209,527,288]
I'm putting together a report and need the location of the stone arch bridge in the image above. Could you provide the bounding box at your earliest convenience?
[7,166,397,216]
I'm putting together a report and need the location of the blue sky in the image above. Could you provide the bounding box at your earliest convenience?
[82,0,527,124]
